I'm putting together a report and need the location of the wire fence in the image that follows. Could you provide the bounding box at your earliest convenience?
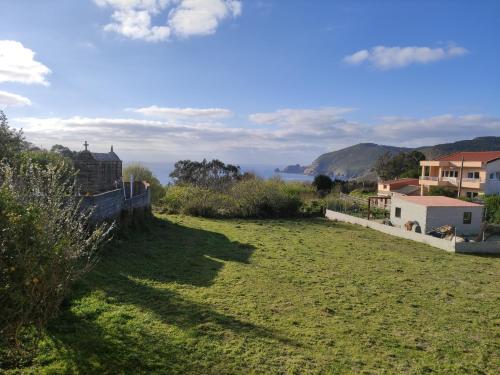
[326,194,389,220]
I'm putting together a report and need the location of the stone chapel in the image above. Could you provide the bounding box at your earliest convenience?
[74,141,122,194]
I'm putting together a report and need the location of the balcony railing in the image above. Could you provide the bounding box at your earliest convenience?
[420,176,485,185]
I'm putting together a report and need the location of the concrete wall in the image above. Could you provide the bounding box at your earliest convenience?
[390,198,427,232]
[326,210,455,252]
[426,206,483,236]
[325,209,500,254]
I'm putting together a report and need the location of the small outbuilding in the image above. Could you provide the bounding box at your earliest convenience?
[390,196,484,236]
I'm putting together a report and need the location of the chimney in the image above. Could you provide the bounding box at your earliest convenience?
[110,145,114,152]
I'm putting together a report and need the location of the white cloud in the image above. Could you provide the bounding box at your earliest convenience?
[11,110,499,163]
[133,105,232,119]
[372,114,500,145]
[344,44,468,70]
[0,90,32,107]
[0,40,51,85]
[95,0,242,42]
[249,107,356,129]
[169,0,242,37]
[104,9,171,42]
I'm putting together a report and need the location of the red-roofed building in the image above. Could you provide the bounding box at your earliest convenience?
[390,196,484,235]
[419,151,500,198]
[378,178,420,197]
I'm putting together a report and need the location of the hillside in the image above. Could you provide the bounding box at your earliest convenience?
[303,143,411,178]
[304,137,500,179]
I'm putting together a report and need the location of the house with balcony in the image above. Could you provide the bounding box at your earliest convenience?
[419,151,500,198]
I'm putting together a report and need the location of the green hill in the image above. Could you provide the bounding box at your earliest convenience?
[304,136,500,179]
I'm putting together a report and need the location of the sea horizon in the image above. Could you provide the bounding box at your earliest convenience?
[124,161,314,185]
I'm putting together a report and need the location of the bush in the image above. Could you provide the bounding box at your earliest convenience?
[123,163,165,205]
[162,178,303,218]
[230,179,302,218]
[428,186,457,198]
[0,160,112,346]
[484,195,500,224]
[312,175,333,194]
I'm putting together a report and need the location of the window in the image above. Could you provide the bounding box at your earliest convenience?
[467,171,480,179]
[491,173,495,179]
[395,207,401,218]
[463,212,472,224]
[466,192,478,199]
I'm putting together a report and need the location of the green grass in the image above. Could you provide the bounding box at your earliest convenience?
[8,215,500,374]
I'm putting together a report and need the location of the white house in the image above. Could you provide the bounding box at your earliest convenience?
[390,196,484,236]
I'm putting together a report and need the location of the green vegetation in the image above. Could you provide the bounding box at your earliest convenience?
[484,195,500,224]
[312,174,333,194]
[428,186,458,198]
[123,163,165,204]
[374,150,426,180]
[0,159,112,353]
[161,178,308,218]
[4,215,498,373]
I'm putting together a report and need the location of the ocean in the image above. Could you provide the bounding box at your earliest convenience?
[125,161,314,185]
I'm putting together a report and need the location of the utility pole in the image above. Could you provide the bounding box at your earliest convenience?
[457,156,464,198]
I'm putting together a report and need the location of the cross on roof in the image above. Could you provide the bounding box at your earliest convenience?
[84,141,89,151]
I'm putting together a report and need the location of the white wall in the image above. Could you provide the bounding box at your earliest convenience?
[325,210,500,254]
[426,206,483,236]
[485,159,500,195]
[390,197,428,232]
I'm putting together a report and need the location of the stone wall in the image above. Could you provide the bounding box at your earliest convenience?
[80,184,151,224]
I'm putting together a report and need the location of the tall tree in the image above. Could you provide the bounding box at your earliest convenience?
[170,159,241,190]
[123,163,165,204]
[375,151,425,180]
[0,111,24,164]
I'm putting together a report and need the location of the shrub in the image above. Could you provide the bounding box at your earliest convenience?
[428,186,457,198]
[123,163,165,205]
[162,178,303,218]
[0,160,112,346]
[312,175,333,194]
[230,179,302,218]
[484,195,500,224]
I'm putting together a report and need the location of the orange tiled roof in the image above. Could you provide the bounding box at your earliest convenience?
[436,151,500,163]
[396,196,483,207]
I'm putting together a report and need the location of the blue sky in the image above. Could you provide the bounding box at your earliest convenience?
[1,0,499,164]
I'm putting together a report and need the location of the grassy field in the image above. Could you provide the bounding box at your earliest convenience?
[8,215,500,374]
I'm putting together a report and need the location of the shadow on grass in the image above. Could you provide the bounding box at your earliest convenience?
[43,216,298,373]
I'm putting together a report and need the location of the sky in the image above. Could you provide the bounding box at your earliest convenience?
[0,0,499,165]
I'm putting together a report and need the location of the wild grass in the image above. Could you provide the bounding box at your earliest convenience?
[4,214,499,374]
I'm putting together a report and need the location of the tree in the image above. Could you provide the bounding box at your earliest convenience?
[0,159,112,344]
[169,159,241,190]
[50,144,77,160]
[0,111,25,165]
[373,151,393,180]
[123,163,165,204]
[312,174,333,193]
[375,151,426,180]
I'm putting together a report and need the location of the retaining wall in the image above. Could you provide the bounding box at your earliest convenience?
[325,209,499,254]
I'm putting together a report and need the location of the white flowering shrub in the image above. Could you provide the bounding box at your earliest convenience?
[0,159,113,344]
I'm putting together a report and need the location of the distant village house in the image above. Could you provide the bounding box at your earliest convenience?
[419,151,500,198]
